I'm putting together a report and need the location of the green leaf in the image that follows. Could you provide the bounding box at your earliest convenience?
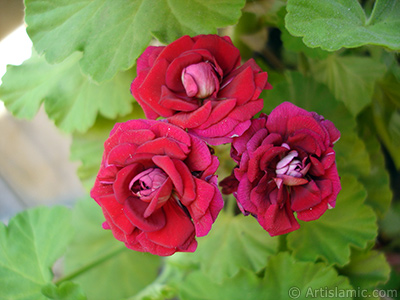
[41,282,87,300]
[261,253,353,300]
[179,269,263,300]
[179,253,353,300]
[0,52,134,133]
[287,175,377,266]
[70,108,145,191]
[25,0,246,82]
[372,72,400,169]
[285,0,400,51]
[64,198,161,300]
[334,132,370,177]
[310,55,386,116]
[0,206,74,300]
[339,249,391,291]
[131,282,176,300]
[277,7,330,59]
[168,212,279,283]
[379,202,400,243]
[357,108,392,218]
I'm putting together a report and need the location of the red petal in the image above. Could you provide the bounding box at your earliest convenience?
[136,46,164,74]
[236,176,257,215]
[143,178,173,217]
[226,99,264,121]
[267,102,311,137]
[173,159,196,204]
[135,233,177,256]
[136,58,174,117]
[287,115,326,143]
[136,137,188,160]
[201,156,220,180]
[287,131,322,157]
[192,35,241,74]
[321,119,341,144]
[218,66,255,106]
[91,179,114,201]
[113,163,144,204]
[258,202,300,236]
[124,196,166,232]
[99,194,135,235]
[146,200,195,248]
[152,155,184,196]
[168,100,212,128]
[197,98,237,129]
[156,35,195,63]
[149,121,191,145]
[118,129,155,145]
[159,86,200,112]
[185,134,212,171]
[309,156,325,176]
[296,198,328,221]
[290,181,322,211]
[107,143,138,166]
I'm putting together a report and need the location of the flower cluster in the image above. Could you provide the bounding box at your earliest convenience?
[91,34,341,255]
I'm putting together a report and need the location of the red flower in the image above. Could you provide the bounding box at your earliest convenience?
[224,102,341,236]
[131,34,272,145]
[90,119,223,256]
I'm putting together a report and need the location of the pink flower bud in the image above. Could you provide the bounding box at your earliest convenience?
[181,62,219,98]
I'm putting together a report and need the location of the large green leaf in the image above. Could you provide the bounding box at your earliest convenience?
[64,198,161,300]
[357,108,392,219]
[287,175,377,266]
[0,52,134,133]
[168,212,279,283]
[372,73,400,169]
[311,55,386,116]
[339,249,391,292]
[261,253,353,300]
[25,0,246,82]
[179,253,353,300]
[41,282,87,300]
[0,206,74,300]
[277,7,330,59]
[179,269,263,300]
[285,0,400,51]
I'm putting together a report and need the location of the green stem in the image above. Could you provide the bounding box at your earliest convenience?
[55,246,126,285]
[298,52,310,75]
[225,195,237,217]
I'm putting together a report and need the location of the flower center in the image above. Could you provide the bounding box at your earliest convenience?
[129,168,168,198]
[181,62,219,99]
[274,149,310,187]
[276,150,304,178]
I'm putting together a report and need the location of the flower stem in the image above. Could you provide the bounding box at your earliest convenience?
[55,246,126,285]
[225,195,237,216]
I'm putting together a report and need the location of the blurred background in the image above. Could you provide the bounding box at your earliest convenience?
[0,0,85,221]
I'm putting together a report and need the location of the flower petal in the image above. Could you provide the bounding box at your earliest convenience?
[124,196,166,232]
[145,200,195,248]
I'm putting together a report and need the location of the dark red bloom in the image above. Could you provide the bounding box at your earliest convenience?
[90,119,223,256]
[131,34,272,145]
[224,102,341,236]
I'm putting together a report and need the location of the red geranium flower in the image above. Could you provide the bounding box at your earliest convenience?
[91,119,223,256]
[131,34,272,145]
[223,102,341,236]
